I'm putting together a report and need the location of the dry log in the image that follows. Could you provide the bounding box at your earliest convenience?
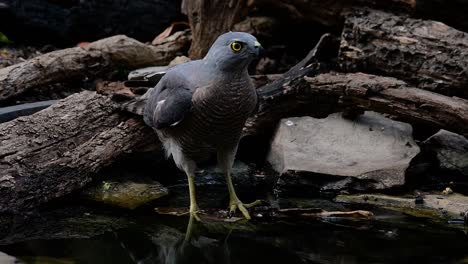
[309,73,468,138]
[0,31,191,103]
[338,9,468,99]
[245,71,468,139]
[0,91,156,214]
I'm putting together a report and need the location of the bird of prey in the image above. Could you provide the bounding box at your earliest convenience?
[143,32,264,221]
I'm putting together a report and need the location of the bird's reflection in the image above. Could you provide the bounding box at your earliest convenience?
[183,214,197,243]
[115,215,232,264]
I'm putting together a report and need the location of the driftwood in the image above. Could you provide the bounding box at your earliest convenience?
[0,31,191,103]
[0,91,156,214]
[339,9,468,99]
[308,73,468,138]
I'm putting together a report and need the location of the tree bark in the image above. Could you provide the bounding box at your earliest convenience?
[338,9,468,99]
[0,91,157,214]
[0,31,191,103]
[181,0,248,59]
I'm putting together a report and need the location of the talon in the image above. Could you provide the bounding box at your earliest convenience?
[190,210,201,222]
[228,199,260,220]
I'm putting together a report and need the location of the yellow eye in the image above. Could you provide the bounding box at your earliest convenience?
[230,42,242,52]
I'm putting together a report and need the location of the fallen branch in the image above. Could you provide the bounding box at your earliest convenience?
[0,91,157,214]
[339,9,468,99]
[154,206,374,222]
[245,71,468,139]
[308,73,468,138]
[0,31,191,102]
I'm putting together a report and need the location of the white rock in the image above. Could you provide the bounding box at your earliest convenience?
[268,112,420,190]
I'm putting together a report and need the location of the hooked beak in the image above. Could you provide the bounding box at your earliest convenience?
[254,41,265,57]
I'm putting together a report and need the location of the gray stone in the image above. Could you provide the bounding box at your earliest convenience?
[424,130,468,176]
[268,112,420,192]
[82,180,168,209]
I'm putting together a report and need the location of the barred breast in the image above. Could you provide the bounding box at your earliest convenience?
[162,76,257,162]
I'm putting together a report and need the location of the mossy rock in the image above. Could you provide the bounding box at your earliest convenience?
[82,180,169,209]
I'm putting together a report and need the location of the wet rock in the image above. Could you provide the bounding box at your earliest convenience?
[424,130,468,176]
[336,193,468,219]
[82,180,168,209]
[268,112,420,194]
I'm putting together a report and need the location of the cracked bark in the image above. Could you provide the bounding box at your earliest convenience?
[0,91,157,214]
[338,9,468,99]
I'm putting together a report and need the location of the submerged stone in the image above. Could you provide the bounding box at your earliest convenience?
[268,112,420,193]
[82,180,169,209]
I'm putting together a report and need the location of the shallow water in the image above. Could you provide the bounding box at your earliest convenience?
[1,205,468,264]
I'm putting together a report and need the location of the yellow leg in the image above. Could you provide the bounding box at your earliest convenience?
[225,172,261,220]
[187,174,201,222]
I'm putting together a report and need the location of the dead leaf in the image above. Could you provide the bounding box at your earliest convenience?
[77,42,90,47]
[152,22,190,45]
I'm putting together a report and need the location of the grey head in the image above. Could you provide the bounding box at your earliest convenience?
[203,31,264,72]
